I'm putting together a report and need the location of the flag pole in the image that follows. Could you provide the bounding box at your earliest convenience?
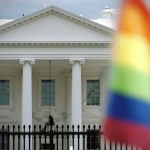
[44,0,47,8]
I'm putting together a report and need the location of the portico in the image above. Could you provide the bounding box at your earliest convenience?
[0,5,113,128]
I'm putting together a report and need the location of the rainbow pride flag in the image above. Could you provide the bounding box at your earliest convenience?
[104,0,150,149]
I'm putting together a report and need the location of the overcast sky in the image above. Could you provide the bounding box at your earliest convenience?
[1,0,150,20]
[0,0,122,19]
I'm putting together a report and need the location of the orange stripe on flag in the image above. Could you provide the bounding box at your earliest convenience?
[118,0,150,40]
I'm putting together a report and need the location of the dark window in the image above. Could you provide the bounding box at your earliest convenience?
[41,80,55,106]
[87,80,100,105]
[0,80,9,105]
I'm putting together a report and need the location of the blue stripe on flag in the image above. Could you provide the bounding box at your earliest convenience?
[107,92,150,126]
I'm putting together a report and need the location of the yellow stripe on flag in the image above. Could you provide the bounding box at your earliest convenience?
[113,33,150,75]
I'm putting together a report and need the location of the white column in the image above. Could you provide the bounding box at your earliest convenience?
[69,59,84,150]
[20,59,35,127]
[20,59,35,128]
[64,69,72,126]
[20,59,35,150]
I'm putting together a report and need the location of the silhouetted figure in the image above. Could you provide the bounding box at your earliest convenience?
[49,115,54,130]
[42,115,54,131]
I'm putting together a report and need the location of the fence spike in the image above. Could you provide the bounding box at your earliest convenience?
[2,125,4,131]
[13,125,15,131]
[83,125,85,131]
[39,125,41,131]
[62,125,64,132]
[23,125,25,132]
[7,125,10,131]
[29,125,31,131]
[77,125,80,131]
[34,125,36,131]
[56,125,59,130]
[18,125,20,132]
[67,125,69,131]
[93,124,96,130]
[88,125,90,130]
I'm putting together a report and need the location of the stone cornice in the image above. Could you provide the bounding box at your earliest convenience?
[0,6,114,35]
[0,41,111,48]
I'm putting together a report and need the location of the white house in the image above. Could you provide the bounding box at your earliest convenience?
[0,5,114,129]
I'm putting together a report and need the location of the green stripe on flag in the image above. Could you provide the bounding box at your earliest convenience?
[108,65,150,103]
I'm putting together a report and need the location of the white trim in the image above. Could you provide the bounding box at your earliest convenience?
[0,54,110,60]
[0,41,111,47]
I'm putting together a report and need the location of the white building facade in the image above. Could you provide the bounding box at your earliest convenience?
[0,6,113,128]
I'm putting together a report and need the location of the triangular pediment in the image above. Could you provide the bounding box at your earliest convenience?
[0,6,114,42]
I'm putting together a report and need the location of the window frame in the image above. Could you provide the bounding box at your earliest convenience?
[0,77,13,109]
[38,77,57,109]
[41,79,55,106]
[83,77,101,108]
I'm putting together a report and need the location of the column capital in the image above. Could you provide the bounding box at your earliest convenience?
[69,59,85,65]
[20,59,35,65]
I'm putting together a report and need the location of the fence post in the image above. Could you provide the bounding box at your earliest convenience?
[67,125,69,150]
[2,125,4,150]
[83,125,85,150]
[13,125,15,150]
[50,129,53,150]
[33,125,36,150]
[7,125,10,150]
[49,115,54,150]
[39,125,42,150]
[56,125,59,150]
[18,125,20,150]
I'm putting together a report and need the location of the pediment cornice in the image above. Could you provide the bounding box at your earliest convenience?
[0,41,111,48]
[0,6,114,35]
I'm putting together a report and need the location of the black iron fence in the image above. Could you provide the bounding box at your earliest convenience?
[0,124,102,150]
[0,125,141,150]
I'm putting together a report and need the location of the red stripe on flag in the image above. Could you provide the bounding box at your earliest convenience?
[105,118,150,149]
